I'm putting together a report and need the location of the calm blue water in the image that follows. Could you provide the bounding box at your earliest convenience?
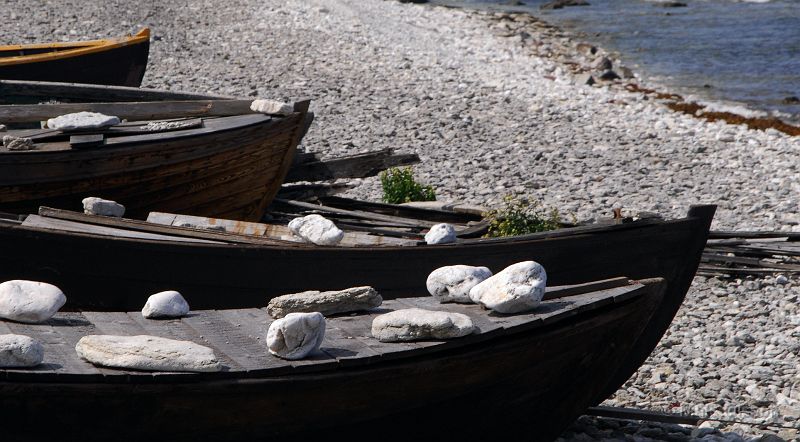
[435,0,800,119]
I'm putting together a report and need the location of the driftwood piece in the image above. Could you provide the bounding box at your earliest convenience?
[276,183,356,201]
[284,148,420,183]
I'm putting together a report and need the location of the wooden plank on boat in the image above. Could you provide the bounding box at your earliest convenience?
[36,208,287,246]
[181,311,272,372]
[318,196,484,224]
[275,199,438,229]
[127,312,243,372]
[146,211,418,247]
[213,308,293,375]
[23,118,205,144]
[0,99,255,123]
[319,325,383,366]
[82,311,150,336]
[543,277,631,300]
[284,148,420,183]
[0,79,235,103]
[3,315,104,379]
[69,134,104,148]
[23,214,223,244]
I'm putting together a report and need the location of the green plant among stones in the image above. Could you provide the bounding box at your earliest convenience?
[483,196,562,238]
[380,167,436,204]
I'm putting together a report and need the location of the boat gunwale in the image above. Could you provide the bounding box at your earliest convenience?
[0,206,706,252]
[0,29,150,67]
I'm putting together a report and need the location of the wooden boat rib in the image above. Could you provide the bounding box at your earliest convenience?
[0,278,667,441]
[0,29,150,87]
[0,203,715,407]
[0,80,312,221]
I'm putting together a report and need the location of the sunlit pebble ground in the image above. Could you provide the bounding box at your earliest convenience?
[4,0,800,439]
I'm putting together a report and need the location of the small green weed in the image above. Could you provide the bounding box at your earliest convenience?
[483,196,561,238]
[380,167,436,204]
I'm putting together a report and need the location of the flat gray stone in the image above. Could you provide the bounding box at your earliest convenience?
[426,265,492,303]
[82,197,125,217]
[267,286,382,318]
[76,335,222,372]
[0,280,66,324]
[142,290,190,319]
[267,312,326,360]
[371,308,475,342]
[469,261,547,314]
[0,334,44,367]
[46,111,119,130]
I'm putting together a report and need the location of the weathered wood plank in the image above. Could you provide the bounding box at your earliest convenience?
[3,315,103,378]
[543,277,631,300]
[127,312,243,372]
[36,208,289,245]
[181,311,272,371]
[275,199,438,229]
[284,148,420,183]
[214,308,292,374]
[23,214,222,243]
[69,134,104,148]
[146,211,417,247]
[0,100,255,123]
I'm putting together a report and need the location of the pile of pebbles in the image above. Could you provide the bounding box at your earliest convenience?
[3,0,800,439]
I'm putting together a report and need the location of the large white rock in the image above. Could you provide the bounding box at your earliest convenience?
[371,308,474,342]
[82,197,125,217]
[0,280,66,323]
[75,335,222,372]
[142,290,190,319]
[288,214,344,245]
[426,265,493,303]
[424,223,457,245]
[250,99,293,115]
[46,112,120,130]
[469,261,547,314]
[0,334,44,367]
[267,312,326,360]
[267,286,382,318]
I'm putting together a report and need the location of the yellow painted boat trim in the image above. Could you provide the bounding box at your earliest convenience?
[0,28,150,67]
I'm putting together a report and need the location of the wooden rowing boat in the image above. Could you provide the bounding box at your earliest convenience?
[0,202,715,408]
[0,29,150,87]
[0,80,311,220]
[0,278,667,441]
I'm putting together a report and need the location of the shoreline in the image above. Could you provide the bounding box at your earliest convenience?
[432,1,800,137]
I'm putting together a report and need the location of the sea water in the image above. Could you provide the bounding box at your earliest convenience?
[435,0,800,120]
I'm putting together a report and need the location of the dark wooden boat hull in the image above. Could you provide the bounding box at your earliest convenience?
[0,114,305,220]
[0,39,149,87]
[0,281,665,442]
[0,205,714,406]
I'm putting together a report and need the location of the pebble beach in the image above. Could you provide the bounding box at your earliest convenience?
[3,0,800,440]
